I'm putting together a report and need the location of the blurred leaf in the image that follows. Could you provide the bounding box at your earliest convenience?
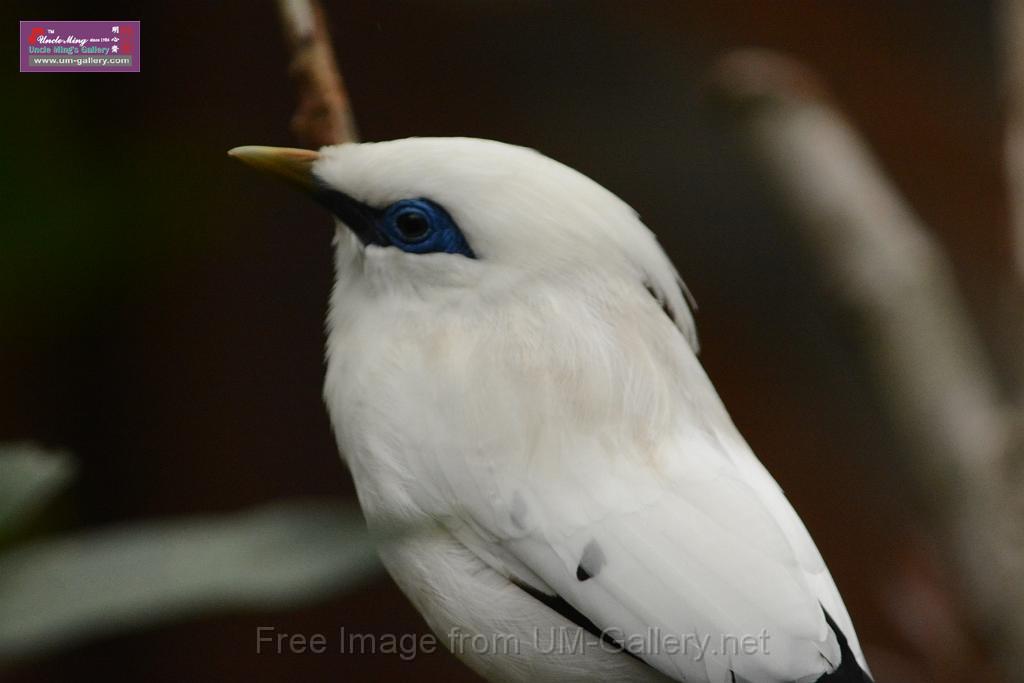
[0,498,381,663]
[0,443,76,537]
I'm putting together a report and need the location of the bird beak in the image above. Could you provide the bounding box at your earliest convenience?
[227,145,320,194]
[229,144,385,246]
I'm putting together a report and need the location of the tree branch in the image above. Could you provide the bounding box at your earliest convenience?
[275,0,359,147]
[708,49,1022,678]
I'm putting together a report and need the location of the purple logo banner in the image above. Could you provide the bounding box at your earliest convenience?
[20,21,140,73]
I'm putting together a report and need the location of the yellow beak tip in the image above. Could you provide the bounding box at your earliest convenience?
[226,145,321,192]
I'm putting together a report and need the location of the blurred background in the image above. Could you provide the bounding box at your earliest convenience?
[1,1,1013,681]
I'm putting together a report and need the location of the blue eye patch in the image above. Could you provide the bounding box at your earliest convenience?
[313,186,475,259]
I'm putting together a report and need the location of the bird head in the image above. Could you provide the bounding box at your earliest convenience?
[229,137,696,347]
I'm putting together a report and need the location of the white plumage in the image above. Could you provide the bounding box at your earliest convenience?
[235,137,871,682]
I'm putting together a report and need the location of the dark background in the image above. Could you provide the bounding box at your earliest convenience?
[1,1,1011,681]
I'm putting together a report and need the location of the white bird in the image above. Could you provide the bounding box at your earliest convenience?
[230,138,872,683]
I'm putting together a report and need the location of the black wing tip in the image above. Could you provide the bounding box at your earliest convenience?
[510,578,642,662]
[512,581,871,682]
[815,609,873,683]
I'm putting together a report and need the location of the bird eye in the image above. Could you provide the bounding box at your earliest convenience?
[394,209,431,243]
[379,198,475,258]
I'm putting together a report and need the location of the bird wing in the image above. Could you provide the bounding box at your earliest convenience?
[414,332,865,683]
[443,426,860,683]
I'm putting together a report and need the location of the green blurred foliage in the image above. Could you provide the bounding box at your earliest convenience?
[0,444,381,666]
